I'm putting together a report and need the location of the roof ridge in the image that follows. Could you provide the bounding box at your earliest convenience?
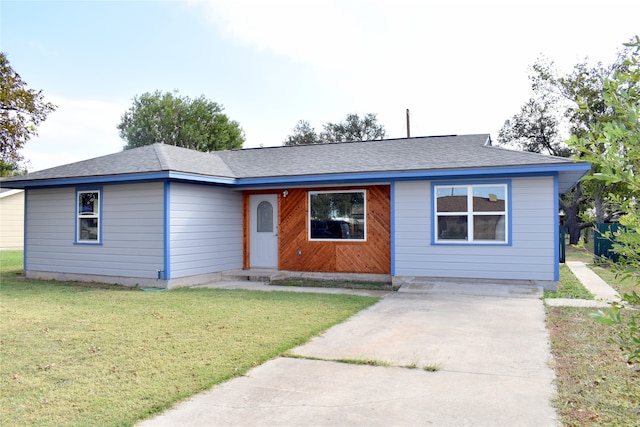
[152,143,172,170]
[225,133,491,153]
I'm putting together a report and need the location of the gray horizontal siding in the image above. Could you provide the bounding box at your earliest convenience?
[169,183,242,278]
[25,183,164,279]
[394,177,556,281]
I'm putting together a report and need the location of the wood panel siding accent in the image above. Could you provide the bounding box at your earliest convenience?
[243,193,250,269]
[274,185,391,274]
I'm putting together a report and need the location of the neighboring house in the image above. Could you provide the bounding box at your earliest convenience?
[0,134,591,290]
[0,189,25,250]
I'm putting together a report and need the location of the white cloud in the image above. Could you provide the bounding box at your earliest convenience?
[190,0,638,144]
[192,0,384,71]
[22,96,127,172]
[19,0,639,171]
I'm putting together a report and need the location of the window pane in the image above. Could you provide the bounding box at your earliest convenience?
[473,215,505,240]
[437,215,467,240]
[77,190,100,243]
[436,187,467,212]
[257,201,273,233]
[78,192,99,215]
[473,186,505,212]
[79,217,98,241]
[309,191,364,240]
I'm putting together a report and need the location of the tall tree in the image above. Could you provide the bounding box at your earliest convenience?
[573,36,640,365]
[283,120,321,146]
[320,113,386,143]
[530,55,630,224]
[0,52,57,174]
[498,50,631,243]
[498,96,572,157]
[498,68,588,244]
[284,113,386,146]
[117,90,245,152]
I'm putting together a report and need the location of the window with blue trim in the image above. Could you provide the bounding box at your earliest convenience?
[434,183,507,244]
[77,190,100,243]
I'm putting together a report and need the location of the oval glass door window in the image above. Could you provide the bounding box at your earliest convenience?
[257,201,273,232]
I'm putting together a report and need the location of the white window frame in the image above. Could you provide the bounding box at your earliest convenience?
[308,189,366,241]
[76,189,101,244]
[433,182,509,245]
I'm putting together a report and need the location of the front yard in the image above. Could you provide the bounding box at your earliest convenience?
[2,247,639,426]
[0,251,378,426]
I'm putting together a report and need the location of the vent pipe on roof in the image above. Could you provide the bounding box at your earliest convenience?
[406,109,411,138]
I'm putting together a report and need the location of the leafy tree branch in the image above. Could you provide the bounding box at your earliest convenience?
[0,52,57,174]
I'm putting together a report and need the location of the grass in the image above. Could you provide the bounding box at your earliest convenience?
[544,265,594,299]
[270,277,399,291]
[547,244,640,426]
[565,240,640,295]
[590,264,640,296]
[0,251,379,426]
[542,243,595,300]
[565,242,595,263]
[282,353,441,371]
[547,307,640,426]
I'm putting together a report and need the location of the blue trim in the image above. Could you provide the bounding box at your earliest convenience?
[164,180,171,280]
[390,181,395,276]
[74,187,103,245]
[5,172,236,189]
[23,189,28,270]
[507,181,513,245]
[553,173,560,281]
[431,180,512,246]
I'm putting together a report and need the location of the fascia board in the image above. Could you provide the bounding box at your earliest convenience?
[0,172,237,189]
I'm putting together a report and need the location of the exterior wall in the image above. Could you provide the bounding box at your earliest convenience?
[169,182,243,278]
[0,190,24,250]
[394,177,556,282]
[244,185,390,274]
[25,183,165,283]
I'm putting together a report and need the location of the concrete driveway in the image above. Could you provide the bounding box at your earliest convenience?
[138,284,558,426]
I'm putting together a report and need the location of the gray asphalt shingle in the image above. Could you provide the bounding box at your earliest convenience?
[218,134,572,178]
[1,134,581,185]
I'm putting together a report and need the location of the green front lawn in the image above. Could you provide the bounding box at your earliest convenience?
[544,264,594,299]
[0,251,379,426]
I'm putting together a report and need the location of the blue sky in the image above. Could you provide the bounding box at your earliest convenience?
[1,0,638,172]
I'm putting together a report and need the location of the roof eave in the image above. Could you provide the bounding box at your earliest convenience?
[234,162,592,189]
[0,171,237,189]
[1,162,591,192]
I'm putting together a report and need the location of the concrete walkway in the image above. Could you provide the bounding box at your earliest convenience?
[545,261,620,308]
[137,262,616,427]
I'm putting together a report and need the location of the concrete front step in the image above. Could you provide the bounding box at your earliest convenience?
[220,269,391,284]
[221,269,287,283]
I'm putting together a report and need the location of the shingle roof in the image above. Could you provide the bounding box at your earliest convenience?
[218,134,572,178]
[1,134,589,190]
[1,143,236,182]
